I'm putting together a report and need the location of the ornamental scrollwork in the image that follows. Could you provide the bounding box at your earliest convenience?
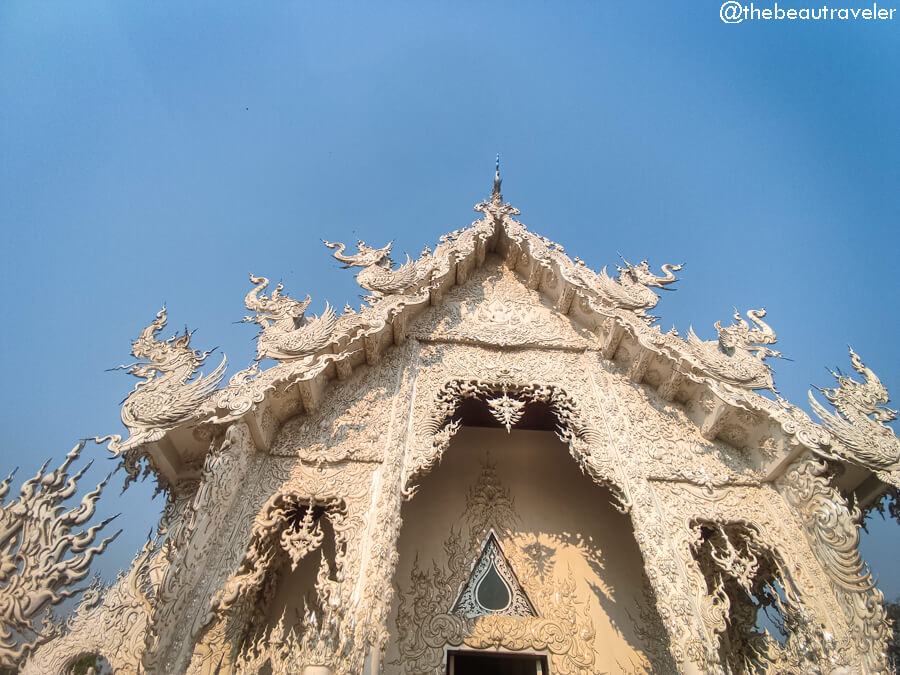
[232,552,356,674]
[572,256,683,316]
[688,520,838,672]
[213,494,346,614]
[777,453,890,674]
[405,376,631,511]
[323,239,436,297]
[686,308,782,391]
[18,537,162,675]
[97,307,227,480]
[0,442,120,670]
[809,347,900,487]
[242,274,337,362]
[485,388,526,432]
[393,460,599,675]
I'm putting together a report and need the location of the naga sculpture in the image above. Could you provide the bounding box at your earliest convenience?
[98,308,226,479]
[323,240,435,297]
[575,257,683,315]
[810,348,900,484]
[687,308,782,391]
[243,274,336,362]
[0,442,119,670]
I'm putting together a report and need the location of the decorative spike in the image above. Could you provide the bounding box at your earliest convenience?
[492,153,502,203]
[0,444,118,668]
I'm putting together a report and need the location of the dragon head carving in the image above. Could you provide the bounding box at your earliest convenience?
[322,239,393,269]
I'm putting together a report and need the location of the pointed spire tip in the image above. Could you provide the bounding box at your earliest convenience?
[492,153,502,203]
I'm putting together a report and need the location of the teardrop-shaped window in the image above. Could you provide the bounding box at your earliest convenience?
[475,561,511,611]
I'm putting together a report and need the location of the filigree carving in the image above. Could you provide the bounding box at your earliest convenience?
[19,537,160,675]
[243,274,336,362]
[279,500,326,571]
[0,442,119,670]
[203,364,272,423]
[485,388,525,432]
[573,257,683,316]
[688,520,836,672]
[450,532,536,618]
[98,307,226,479]
[324,240,435,297]
[393,460,598,674]
[405,375,631,510]
[686,308,781,391]
[777,454,890,674]
[809,348,900,487]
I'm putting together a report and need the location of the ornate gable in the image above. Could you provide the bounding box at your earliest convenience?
[414,263,590,349]
[90,161,899,501]
[22,161,896,675]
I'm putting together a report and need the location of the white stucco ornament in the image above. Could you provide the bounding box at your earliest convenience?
[10,160,895,674]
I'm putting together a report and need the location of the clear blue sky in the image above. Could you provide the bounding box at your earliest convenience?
[1,2,897,600]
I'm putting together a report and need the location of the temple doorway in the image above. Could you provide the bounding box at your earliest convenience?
[387,394,673,673]
[447,650,547,675]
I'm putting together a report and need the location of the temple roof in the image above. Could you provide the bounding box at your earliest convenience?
[99,166,900,498]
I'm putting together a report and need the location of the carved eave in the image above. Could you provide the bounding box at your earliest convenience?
[117,194,896,501]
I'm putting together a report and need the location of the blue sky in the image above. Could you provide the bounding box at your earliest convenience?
[1,2,897,600]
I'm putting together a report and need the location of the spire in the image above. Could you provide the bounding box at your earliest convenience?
[491,154,502,204]
[474,153,519,219]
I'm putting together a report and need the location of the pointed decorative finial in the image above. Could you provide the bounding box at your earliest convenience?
[491,153,502,204]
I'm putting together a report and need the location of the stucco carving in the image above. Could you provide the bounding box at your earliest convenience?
[809,347,900,488]
[485,388,526,432]
[0,443,119,669]
[243,274,337,362]
[97,307,227,482]
[403,370,631,511]
[21,170,896,674]
[324,239,436,298]
[686,308,781,392]
[777,453,890,674]
[19,538,158,675]
[572,256,683,316]
[393,460,599,675]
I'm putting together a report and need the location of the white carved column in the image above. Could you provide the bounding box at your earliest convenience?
[346,341,419,674]
[149,421,257,673]
[776,452,890,674]
[584,353,713,673]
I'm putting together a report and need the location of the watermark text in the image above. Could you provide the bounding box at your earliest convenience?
[720,2,896,22]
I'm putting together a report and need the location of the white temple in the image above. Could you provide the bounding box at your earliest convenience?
[19,162,897,674]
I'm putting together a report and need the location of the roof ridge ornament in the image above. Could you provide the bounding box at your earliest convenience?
[97,307,226,483]
[808,347,900,482]
[242,274,336,362]
[686,308,782,391]
[492,153,502,204]
[475,154,520,220]
[323,239,436,298]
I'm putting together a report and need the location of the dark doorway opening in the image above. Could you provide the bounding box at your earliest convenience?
[447,650,547,675]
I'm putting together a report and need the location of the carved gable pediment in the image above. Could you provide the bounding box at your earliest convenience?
[413,262,590,349]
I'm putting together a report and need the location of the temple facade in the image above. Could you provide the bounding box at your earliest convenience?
[23,167,897,674]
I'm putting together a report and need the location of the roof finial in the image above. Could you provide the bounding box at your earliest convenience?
[491,154,502,204]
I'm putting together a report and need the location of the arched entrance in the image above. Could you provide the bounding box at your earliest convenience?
[388,395,672,674]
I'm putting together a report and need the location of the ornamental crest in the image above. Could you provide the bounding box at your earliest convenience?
[98,307,226,478]
[809,347,900,484]
[573,256,683,316]
[243,274,336,362]
[323,239,435,297]
[687,308,781,390]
